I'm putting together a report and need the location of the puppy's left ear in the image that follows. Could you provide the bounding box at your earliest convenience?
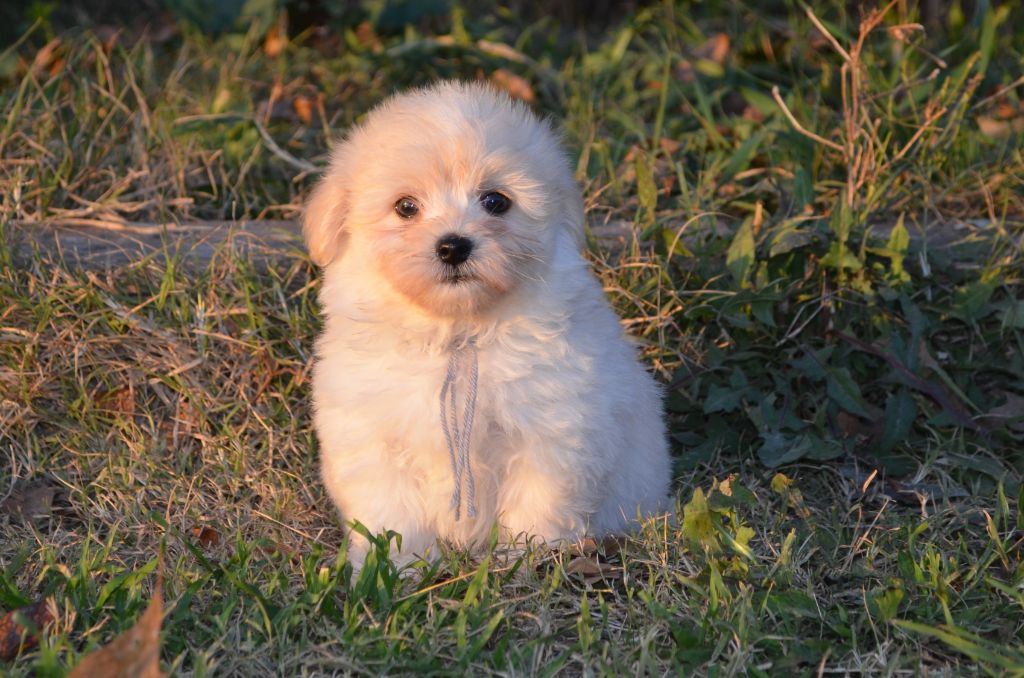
[303,175,349,266]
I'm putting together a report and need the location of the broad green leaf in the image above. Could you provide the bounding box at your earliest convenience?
[635,151,657,226]
[726,217,755,288]
[708,481,757,509]
[1000,300,1024,329]
[952,271,999,321]
[871,587,905,623]
[757,432,810,467]
[739,87,776,117]
[825,366,871,418]
[769,218,817,257]
[751,299,776,327]
[609,26,634,64]
[886,215,910,254]
[793,165,814,210]
[770,473,793,493]
[880,389,917,452]
[681,487,719,552]
[704,383,741,414]
[720,129,764,183]
[884,214,911,282]
[820,240,863,271]
[694,58,724,78]
[792,347,833,381]
[803,433,845,461]
[894,620,1024,670]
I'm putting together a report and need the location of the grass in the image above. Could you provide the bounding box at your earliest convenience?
[1,0,1023,674]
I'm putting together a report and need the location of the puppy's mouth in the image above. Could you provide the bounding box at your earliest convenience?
[441,270,475,285]
[439,263,478,285]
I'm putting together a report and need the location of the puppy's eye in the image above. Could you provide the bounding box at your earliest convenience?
[480,191,511,216]
[394,197,420,219]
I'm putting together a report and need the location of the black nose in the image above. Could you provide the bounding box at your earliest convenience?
[435,234,473,265]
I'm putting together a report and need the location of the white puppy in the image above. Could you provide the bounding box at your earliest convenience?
[304,81,671,565]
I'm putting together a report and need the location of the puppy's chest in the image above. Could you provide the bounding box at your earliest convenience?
[376,341,574,457]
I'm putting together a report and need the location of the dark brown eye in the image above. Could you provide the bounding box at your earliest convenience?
[394,197,419,219]
[480,191,511,216]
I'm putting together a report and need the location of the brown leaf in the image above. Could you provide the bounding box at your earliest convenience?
[292,95,313,126]
[0,598,58,660]
[95,385,135,417]
[0,478,60,523]
[95,26,120,54]
[979,393,1024,433]
[264,24,287,58]
[571,535,624,559]
[354,21,382,50]
[696,33,730,65]
[886,23,924,43]
[977,115,1024,139]
[490,69,535,104]
[68,584,164,678]
[658,138,681,154]
[572,537,600,557]
[835,410,878,441]
[32,38,61,74]
[159,397,202,443]
[191,526,220,548]
[566,556,623,584]
[599,535,623,558]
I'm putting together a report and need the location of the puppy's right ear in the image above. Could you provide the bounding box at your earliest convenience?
[303,176,349,266]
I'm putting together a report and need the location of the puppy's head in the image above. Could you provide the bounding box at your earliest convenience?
[304,81,583,317]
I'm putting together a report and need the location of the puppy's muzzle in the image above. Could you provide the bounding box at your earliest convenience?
[435,234,473,266]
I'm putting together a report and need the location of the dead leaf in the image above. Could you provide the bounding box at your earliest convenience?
[835,410,879,441]
[571,535,624,558]
[886,23,924,42]
[572,537,600,556]
[68,583,164,678]
[0,598,58,660]
[0,478,60,523]
[566,556,623,584]
[32,38,61,75]
[977,115,1024,139]
[159,397,202,444]
[979,393,1024,433]
[674,59,695,83]
[696,33,730,65]
[264,24,287,58]
[658,138,681,154]
[292,95,313,125]
[95,26,120,54]
[354,21,381,50]
[490,69,535,104]
[599,535,623,558]
[191,526,220,548]
[95,385,135,418]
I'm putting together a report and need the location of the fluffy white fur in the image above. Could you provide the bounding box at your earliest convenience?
[304,81,671,565]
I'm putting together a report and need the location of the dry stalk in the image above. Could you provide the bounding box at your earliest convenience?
[773,2,949,213]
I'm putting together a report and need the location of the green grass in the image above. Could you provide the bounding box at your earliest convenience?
[1,1,1023,675]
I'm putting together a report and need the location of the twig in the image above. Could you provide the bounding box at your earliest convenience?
[834,331,977,429]
[804,7,851,63]
[252,119,320,174]
[771,86,844,152]
[889,105,947,165]
[971,73,1024,111]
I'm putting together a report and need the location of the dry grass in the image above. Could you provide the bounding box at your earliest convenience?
[2,1,1024,675]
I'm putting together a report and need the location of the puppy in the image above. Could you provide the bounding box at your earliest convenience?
[304,81,671,566]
